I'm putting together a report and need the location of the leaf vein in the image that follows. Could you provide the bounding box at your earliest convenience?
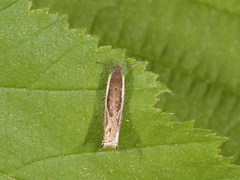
[0,0,18,11]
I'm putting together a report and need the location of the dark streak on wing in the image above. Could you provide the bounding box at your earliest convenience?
[107,62,123,125]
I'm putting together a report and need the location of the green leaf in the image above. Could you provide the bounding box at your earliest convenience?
[1,0,240,179]
[31,0,240,166]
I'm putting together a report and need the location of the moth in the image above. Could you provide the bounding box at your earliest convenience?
[97,59,141,151]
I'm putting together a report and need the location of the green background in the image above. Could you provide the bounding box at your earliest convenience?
[32,0,240,165]
[1,0,240,179]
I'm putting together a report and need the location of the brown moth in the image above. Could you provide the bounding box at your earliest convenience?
[97,60,125,152]
[97,60,141,151]
[97,59,142,152]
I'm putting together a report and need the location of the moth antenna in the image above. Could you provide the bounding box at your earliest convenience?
[121,61,146,67]
[96,62,115,67]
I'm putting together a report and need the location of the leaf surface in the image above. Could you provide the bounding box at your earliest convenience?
[31,0,240,165]
[0,0,240,179]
